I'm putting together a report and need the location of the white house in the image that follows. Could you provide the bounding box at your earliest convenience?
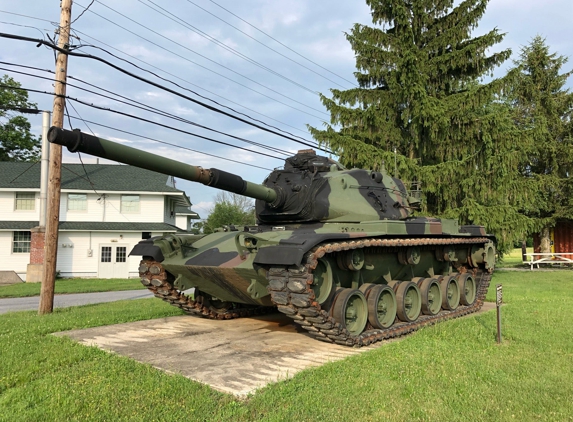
[0,162,199,281]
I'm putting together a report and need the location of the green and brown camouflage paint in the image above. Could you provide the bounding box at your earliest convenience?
[48,127,496,308]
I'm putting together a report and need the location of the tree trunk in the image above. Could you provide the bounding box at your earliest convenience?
[539,227,551,253]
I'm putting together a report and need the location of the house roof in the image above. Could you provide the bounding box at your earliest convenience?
[0,221,186,233]
[174,206,201,219]
[0,162,190,201]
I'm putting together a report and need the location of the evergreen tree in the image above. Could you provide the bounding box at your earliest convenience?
[310,0,535,251]
[0,75,40,162]
[509,36,573,251]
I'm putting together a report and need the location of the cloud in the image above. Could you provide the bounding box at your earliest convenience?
[193,201,214,214]
[255,1,306,31]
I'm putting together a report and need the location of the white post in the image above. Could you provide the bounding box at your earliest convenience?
[39,111,51,227]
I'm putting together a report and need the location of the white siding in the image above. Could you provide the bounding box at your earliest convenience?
[2,191,169,224]
[0,191,40,222]
[1,182,189,279]
[175,215,188,231]
[59,192,166,223]
[59,192,103,222]
[56,231,146,278]
[0,230,167,279]
[0,231,33,280]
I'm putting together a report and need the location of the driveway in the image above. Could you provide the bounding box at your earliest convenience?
[0,290,154,314]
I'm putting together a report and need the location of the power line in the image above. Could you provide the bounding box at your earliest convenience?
[67,78,291,156]
[71,29,319,141]
[66,96,284,160]
[66,97,96,136]
[0,10,55,24]
[0,20,49,39]
[206,0,358,86]
[0,83,285,160]
[0,105,41,114]
[137,0,320,96]
[184,0,354,89]
[78,1,329,117]
[0,87,277,170]
[0,10,324,143]
[71,0,95,25]
[0,32,331,152]
[64,115,275,171]
[0,63,325,156]
[0,63,292,156]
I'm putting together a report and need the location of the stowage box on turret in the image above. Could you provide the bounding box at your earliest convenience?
[49,127,496,346]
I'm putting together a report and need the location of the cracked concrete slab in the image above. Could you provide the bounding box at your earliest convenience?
[55,302,495,396]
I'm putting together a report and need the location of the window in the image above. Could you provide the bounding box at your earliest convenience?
[15,192,35,210]
[121,195,140,213]
[116,247,127,263]
[142,232,151,239]
[101,246,112,263]
[12,231,31,253]
[68,193,87,211]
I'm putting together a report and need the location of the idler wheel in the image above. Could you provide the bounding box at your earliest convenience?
[395,281,422,322]
[457,273,477,306]
[418,278,443,315]
[366,284,397,329]
[440,275,460,310]
[311,259,335,306]
[331,289,368,336]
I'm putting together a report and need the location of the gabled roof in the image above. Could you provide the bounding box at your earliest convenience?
[0,162,185,194]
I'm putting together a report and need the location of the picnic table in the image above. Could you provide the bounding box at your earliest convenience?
[523,252,573,270]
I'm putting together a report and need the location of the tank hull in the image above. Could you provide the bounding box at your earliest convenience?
[133,218,495,317]
[137,220,494,345]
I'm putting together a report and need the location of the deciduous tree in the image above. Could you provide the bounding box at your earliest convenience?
[204,192,255,234]
[0,74,40,162]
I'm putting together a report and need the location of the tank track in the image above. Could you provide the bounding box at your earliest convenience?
[138,260,274,320]
[267,237,493,347]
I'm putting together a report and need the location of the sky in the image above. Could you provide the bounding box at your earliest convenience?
[0,0,572,220]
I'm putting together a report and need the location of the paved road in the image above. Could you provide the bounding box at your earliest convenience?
[0,290,154,314]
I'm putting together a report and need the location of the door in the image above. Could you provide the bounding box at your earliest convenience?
[98,244,130,278]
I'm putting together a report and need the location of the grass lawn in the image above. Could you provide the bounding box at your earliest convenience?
[0,270,572,421]
[0,278,145,298]
[498,247,530,268]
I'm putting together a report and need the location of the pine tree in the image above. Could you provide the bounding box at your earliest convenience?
[309,0,536,251]
[510,36,573,251]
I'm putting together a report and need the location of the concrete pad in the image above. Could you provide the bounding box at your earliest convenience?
[56,302,496,396]
[0,271,23,286]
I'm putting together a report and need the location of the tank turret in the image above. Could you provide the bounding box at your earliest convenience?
[47,126,496,348]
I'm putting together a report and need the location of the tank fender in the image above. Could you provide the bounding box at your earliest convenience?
[129,239,165,262]
[253,233,365,267]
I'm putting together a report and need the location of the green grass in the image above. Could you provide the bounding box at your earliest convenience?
[498,247,530,267]
[0,278,145,298]
[499,248,573,269]
[1,271,572,421]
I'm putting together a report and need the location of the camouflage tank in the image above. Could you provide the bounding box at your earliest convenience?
[48,127,496,346]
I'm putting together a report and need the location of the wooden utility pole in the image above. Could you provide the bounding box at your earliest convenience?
[39,0,73,314]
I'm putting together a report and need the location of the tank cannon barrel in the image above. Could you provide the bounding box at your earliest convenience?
[47,127,278,203]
